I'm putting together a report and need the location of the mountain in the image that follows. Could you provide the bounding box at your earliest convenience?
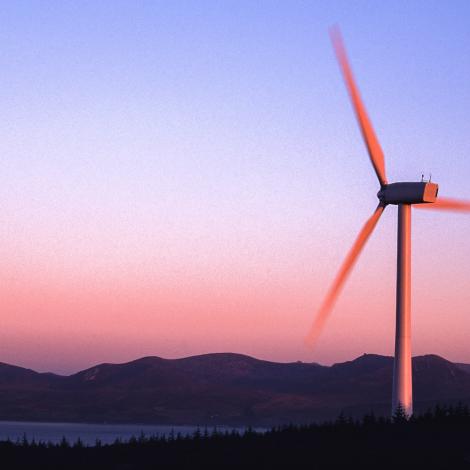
[456,363,470,375]
[0,353,470,426]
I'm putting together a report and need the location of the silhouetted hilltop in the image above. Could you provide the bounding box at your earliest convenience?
[455,362,470,374]
[0,353,469,425]
[0,362,60,388]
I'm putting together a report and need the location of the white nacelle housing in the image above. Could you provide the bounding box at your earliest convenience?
[377,182,439,205]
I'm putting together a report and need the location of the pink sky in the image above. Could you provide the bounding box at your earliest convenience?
[2,201,470,374]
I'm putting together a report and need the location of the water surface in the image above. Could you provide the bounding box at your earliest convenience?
[0,421,241,446]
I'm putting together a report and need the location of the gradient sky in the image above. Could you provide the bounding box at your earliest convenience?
[1,1,470,374]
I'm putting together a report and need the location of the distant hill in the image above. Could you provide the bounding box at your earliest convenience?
[1,353,470,426]
[456,363,470,375]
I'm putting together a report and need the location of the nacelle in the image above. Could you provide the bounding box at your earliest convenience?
[377,182,438,205]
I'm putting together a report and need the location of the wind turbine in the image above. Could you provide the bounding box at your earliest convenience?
[307,29,470,417]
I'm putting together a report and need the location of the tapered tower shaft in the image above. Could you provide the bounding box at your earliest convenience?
[392,203,413,417]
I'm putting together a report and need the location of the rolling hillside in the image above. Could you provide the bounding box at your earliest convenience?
[1,353,470,425]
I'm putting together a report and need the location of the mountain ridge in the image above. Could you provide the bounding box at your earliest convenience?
[0,353,469,426]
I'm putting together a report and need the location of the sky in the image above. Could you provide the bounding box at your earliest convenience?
[1,1,470,374]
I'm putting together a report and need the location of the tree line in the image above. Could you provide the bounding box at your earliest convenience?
[2,404,470,469]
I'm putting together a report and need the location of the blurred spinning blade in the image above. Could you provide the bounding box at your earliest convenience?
[331,27,388,187]
[306,204,385,347]
[414,197,470,213]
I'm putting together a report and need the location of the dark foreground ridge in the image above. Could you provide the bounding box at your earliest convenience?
[2,353,470,425]
[2,406,470,469]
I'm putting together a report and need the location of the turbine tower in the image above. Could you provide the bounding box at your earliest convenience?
[307,29,470,418]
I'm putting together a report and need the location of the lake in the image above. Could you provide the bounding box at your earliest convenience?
[0,421,249,446]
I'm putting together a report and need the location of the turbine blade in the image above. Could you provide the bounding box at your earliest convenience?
[306,203,385,347]
[331,27,387,187]
[414,197,470,213]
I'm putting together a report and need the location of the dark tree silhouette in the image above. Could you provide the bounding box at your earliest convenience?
[2,405,470,469]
